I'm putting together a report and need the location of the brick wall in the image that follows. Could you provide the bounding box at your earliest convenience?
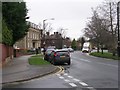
[0,43,13,67]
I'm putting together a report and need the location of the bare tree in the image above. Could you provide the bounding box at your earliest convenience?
[43,22,53,34]
[97,0,118,55]
[84,10,111,53]
[77,37,85,50]
[47,23,53,33]
[97,0,117,32]
[38,22,42,29]
[57,27,67,38]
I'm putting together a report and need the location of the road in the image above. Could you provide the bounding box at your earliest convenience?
[3,51,118,90]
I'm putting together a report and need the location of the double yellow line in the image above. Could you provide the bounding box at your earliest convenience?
[55,66,64,75]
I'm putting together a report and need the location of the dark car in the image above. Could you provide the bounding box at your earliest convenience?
[44,49,54,61]
[49,49,71,65]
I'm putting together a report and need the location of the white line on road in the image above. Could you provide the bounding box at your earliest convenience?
[79,82,88,86]
[73,78,80,82]
[69,83,77,87]
[72,56,118,68]
[72,57,91,62]
[59,76,64,79]
[86,87,96,90]
[80,59,91,62]
[68,76,73,78]
[64,73,68,76]
[64,79,70,82]
[96,62,118,68]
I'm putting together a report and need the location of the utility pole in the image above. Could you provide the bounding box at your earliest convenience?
[117,1,120,57]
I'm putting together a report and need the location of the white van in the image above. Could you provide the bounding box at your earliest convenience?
[82,47,90,53]
[82,42,91,53]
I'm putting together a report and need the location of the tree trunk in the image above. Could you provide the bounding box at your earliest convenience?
[112,49,116,56]
[101,44,104,54]
[97,44,100,53]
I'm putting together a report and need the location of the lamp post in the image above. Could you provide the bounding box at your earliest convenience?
[117,1,120,57]
[42,18,54,48]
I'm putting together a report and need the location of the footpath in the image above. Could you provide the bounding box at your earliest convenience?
[2,55,58,84]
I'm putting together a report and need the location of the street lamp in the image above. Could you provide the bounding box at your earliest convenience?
[43,18,54,35]
[117,1,120,57]
[42,18,54,48]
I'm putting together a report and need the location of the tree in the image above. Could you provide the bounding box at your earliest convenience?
[84,10,111,53]
[2,19,13,45]
[97,0,118,55]
[57,27,67,38]
[2,2,29,45]
[71,39,77,50]
[77,37,85,50]
[98,0,117,34]
[47,23,53,33]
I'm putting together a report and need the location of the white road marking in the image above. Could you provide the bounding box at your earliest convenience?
[64,79,70,82]
[72,56,118,68]
[80,59,91,62]
[59,76,64,79]
[96,62,118,68]
[69,83,77,87]
[79,82,88,86]
[72,57,91,62]
[64,73,68,76]
[68,76,73,78]
[87,87,96,90]
[73,78,80,82]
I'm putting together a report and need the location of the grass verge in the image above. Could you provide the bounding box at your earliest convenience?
[90,52,120,60]
[29,55,50,65]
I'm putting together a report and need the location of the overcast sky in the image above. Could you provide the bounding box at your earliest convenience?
[25,0,104,40]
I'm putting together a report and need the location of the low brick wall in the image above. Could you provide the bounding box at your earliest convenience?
[0,43,13,67]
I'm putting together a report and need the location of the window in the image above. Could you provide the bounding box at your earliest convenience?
[31,43,32,48]
[31,33,32,38]
[28,42,29,48]
[28,32,29,37]
[33,33,34,39]
[35,34,36,39]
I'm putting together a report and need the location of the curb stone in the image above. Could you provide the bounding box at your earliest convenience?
[2,66,60,85]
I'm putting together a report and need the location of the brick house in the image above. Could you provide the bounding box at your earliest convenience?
[63,37,71,48]
[41,32,71,49]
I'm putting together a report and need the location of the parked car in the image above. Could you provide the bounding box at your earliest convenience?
[49,49,71,65]
[62,48,69,51]
[44,49,55,61]
[68,48,74,52]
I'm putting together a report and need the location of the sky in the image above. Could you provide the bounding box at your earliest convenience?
[25,0,104,40]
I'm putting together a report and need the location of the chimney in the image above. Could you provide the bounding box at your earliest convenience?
[59,33,61,36]
[46,32,49,36]
[56,32,58,35]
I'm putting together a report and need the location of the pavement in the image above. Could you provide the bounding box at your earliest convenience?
[2,55,59,84]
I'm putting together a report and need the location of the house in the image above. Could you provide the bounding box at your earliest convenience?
[41,32,63,49]
[63,37,71,48]
[41,32,71,49]
[14,22,42,50]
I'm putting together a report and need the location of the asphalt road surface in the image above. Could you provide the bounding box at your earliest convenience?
[3,51,119,90]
